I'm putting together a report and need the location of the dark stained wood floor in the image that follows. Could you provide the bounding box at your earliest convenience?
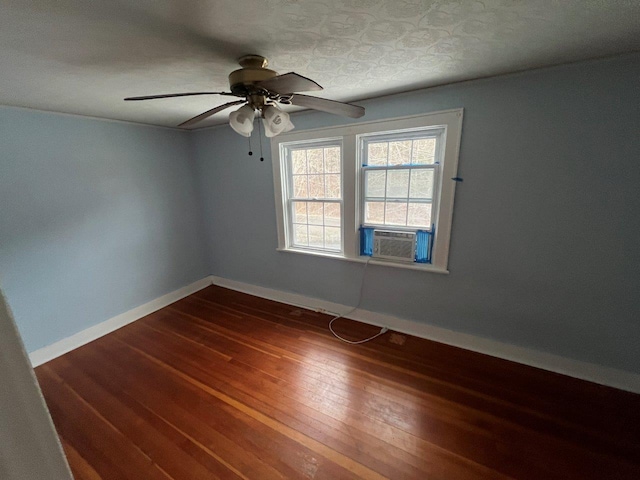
[36,285,640,480]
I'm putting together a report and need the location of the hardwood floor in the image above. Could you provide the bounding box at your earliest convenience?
[36,285,640,479]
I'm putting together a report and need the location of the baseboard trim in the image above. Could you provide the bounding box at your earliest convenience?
[210,275,640,394]
[29,277,213,367]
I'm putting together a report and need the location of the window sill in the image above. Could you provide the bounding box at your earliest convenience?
[276,248,449,274]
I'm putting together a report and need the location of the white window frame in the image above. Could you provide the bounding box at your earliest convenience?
[281,138,344,255]
[272,109,463,273]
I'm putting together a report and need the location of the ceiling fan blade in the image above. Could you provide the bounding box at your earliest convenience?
[178,100,246,128]
[124,92,234,101]
[256,72,323,95]
[289,94,365,119]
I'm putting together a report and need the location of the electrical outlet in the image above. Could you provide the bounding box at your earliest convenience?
[389,333,406,345]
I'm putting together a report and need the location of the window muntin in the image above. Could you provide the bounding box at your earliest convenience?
[284,142,343,253]
[361,130,442,230]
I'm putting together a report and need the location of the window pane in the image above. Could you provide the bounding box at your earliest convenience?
[365,170,386,198]
[324,147,340,173]
[385,202,408,226]
[367,142,388,166]
[308,174,325,198]
[293,224,308,246]
[412,138,436,165]
[386,170,410,198]
[324,202,341,226]
[325,174,341,198]
[308,225,324,248]
[292,201,307,223]
[407,202,432,227]
[308,202,323,225]
[365,201,385,224]
[291,150,307,174]
[409,169,434,199]
[307,149,324,174]
[293,175,308,198]
[388,140,412,166]
[325,227,341,250]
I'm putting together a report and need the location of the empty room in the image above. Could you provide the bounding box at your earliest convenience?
[1,1,639,479]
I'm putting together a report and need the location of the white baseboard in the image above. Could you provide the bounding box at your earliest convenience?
[29,277,213,367]
[210,275,640,394]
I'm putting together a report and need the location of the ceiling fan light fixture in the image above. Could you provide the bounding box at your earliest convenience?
[229,104,255,137]
[126,56,364,129]
[262,105,294,138]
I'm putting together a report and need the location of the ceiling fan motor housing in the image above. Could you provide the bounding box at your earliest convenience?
[228,55,278,97]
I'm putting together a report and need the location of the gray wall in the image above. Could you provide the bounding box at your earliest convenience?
[0,108,208,352]
[191,53,640,374]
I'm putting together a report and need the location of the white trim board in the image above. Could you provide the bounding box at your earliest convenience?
[29,277,213,367]
[210,275,640,394]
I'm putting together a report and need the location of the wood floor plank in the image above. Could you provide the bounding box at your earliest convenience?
[50,356,238,480]
[69,340,297,480]
[85,335,367,480]
[160,299,640,465]
[59,436,102,480]
[137,314,538,473]
[125,315,513,479]
[131,306,637,479]
[189,289,640,451]
[111,324,421,479]
[36,285,640,480]
[36,366,173,480]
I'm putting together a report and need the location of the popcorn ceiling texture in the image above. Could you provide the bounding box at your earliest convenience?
[1,0,639,128]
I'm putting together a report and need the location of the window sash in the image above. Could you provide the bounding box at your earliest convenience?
[288,199,342,252]
[283,140,344,253]
[360,135,442,231]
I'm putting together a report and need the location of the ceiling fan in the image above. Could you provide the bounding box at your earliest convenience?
[124,55,365,137]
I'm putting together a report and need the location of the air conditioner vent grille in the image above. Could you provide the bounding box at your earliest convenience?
[373,230,416,262]
[378,238,413,258]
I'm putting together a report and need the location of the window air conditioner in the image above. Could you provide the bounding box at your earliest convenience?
[373,230,416,262]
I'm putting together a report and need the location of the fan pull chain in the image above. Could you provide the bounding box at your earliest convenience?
[247,133,253,156]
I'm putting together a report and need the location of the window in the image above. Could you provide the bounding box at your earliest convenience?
[272,109,463,273]
[284,140,343,252]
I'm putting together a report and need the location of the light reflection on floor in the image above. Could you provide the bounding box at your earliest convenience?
[290,339,424,457]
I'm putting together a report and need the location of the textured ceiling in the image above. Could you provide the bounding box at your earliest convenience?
[1,0,639,129]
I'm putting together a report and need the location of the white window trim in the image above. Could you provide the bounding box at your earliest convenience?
[281,138,344,254]
[272,108,464,274]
